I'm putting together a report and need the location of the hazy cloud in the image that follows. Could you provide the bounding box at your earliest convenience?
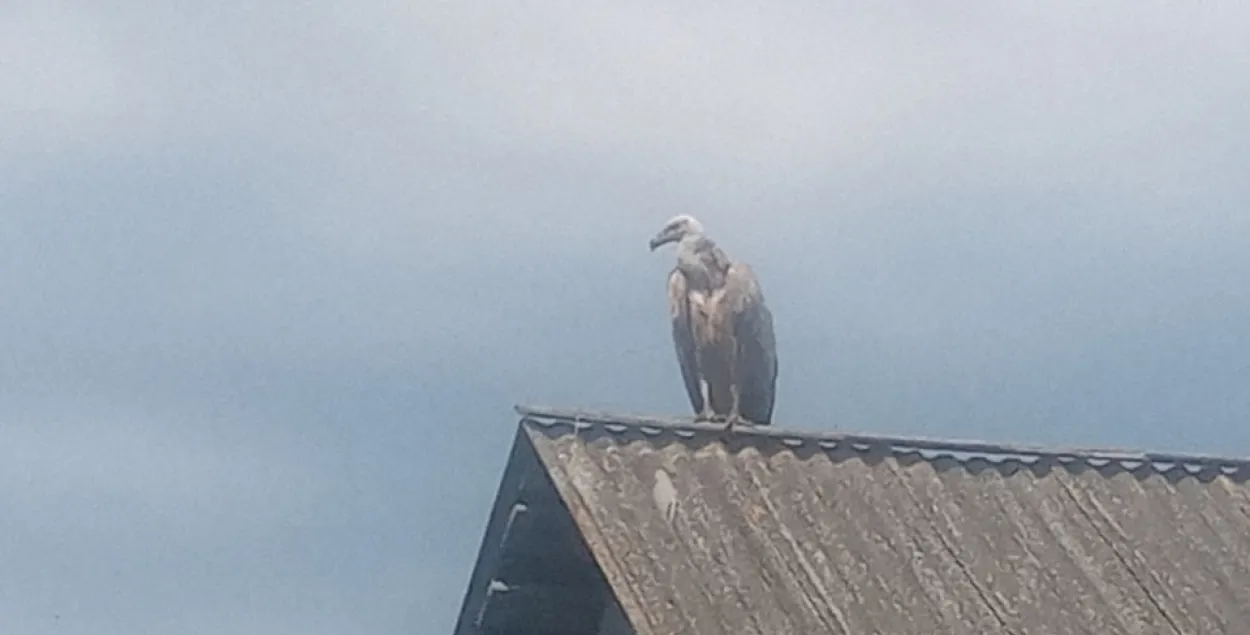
[3,1,1250,633]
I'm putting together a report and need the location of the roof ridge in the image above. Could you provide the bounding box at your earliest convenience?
[514,404,1250,476]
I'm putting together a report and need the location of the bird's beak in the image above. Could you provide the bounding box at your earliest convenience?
[649,230,674,251]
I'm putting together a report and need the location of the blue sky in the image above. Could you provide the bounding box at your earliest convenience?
[3,1,1250,633]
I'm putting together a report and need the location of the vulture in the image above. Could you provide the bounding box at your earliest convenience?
[649,215,778,428]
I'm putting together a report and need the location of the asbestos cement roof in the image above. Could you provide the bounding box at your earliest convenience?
[501,405,1250,635]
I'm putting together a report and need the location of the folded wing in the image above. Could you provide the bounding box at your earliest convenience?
[666,268,704,415]
[722,262,778,425]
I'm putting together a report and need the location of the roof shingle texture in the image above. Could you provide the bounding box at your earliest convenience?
[521,408,1250,635]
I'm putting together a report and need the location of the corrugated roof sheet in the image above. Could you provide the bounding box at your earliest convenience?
[517,405,1250,635]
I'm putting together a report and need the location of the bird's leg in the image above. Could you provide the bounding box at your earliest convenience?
[724,384,745,432]
[694,379,717,423]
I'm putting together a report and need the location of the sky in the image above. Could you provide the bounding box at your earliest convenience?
[3,1,1250,633]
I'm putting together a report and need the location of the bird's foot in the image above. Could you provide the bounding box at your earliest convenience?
[723,414,749,433]
[694,410,721,424]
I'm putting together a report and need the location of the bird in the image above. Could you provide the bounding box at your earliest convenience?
[649,214,778,429]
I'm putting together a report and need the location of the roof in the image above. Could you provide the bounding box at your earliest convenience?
[453,405,1250,635]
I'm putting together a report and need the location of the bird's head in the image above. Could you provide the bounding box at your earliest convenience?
[649,214,705,251]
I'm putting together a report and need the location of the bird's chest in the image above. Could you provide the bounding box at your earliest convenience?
[688,291,729,343]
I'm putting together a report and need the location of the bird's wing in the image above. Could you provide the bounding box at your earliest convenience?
[667,267,704,415]
[723,262,778,425]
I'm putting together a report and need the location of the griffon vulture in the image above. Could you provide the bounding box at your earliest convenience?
[649,215,778,428]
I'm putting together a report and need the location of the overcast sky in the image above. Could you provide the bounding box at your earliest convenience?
[4,1,1250,633]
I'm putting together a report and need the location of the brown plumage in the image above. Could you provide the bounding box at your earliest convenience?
[649,215,778,428]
